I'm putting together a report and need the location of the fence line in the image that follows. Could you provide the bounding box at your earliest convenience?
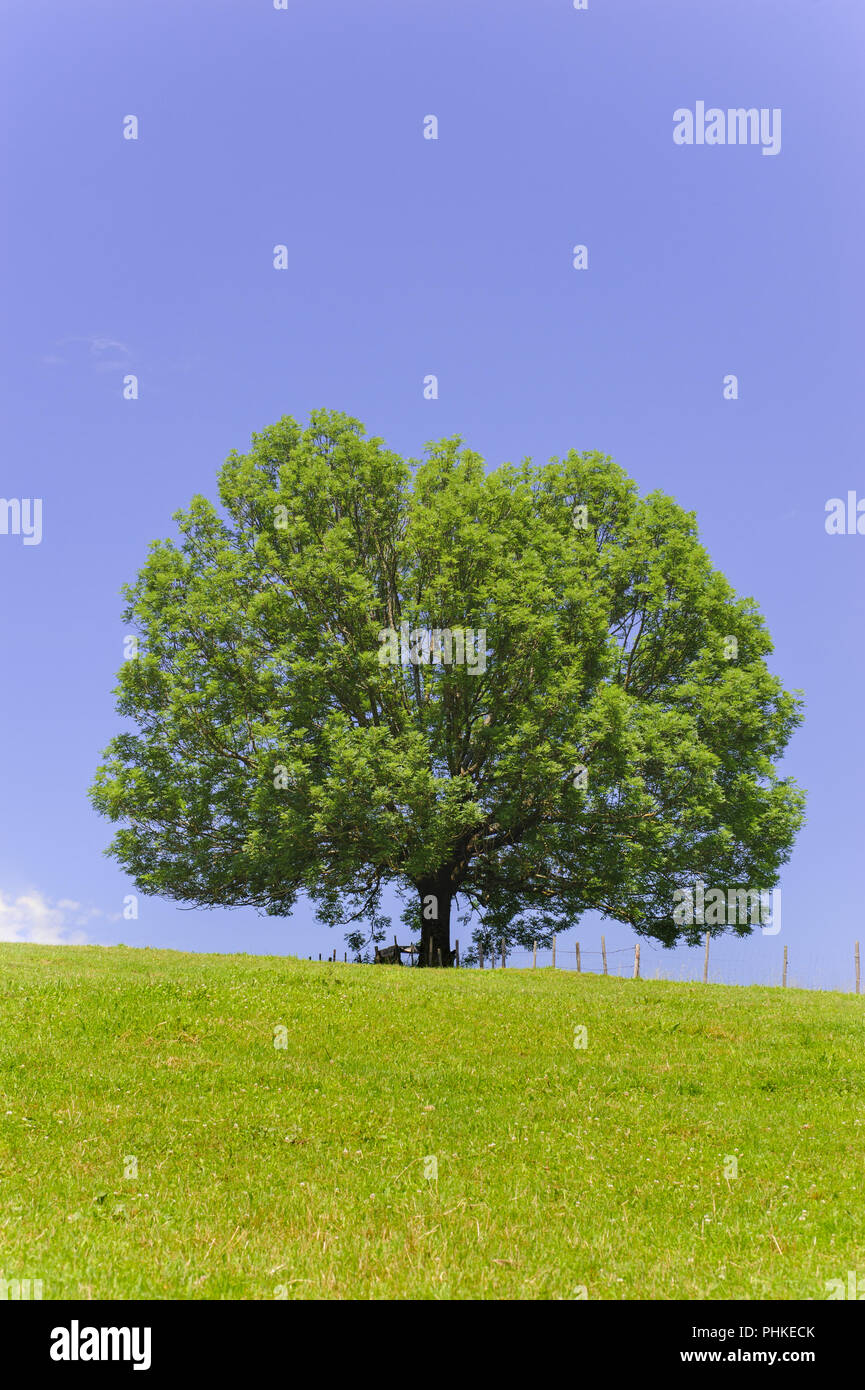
[308,936,864,996]
[457,934,864,996]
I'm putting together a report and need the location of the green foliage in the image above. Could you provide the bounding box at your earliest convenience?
[91,409,804,950]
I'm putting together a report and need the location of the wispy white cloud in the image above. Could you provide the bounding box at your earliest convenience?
[86,336,129,356]
[39,334,131,371]
[0,890,105,944]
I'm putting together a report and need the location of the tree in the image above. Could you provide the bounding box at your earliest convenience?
[90,409,805,964]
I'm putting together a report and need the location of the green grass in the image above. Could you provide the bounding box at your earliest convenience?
[1,942,863,1300]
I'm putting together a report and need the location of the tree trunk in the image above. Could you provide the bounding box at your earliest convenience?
[416,869,453,966]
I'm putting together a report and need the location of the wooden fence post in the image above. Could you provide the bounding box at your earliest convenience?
[455,939,460,968]
[601,936,607,975]
[532,940,538,969]
[634,943,640,979]
[552,935,557,969]
[479,946,484,970]
[576,942,581,973]
[428,938,433,967]
[437,947,443,968]
[703,933,709,984]
[856,941,860,995]
[782,944,788,988]
[501,940,505,969]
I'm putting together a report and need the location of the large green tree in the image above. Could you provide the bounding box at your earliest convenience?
[91,410,805,964]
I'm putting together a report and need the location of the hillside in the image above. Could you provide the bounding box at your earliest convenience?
[1,943,862,1300]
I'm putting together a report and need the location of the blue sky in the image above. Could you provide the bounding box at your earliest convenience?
[1,0,863,989]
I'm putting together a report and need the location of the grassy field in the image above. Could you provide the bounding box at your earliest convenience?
[1,942,863,1300]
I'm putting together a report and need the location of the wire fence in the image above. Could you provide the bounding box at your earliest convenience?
[466,935,863,997]
[308,937,863,994]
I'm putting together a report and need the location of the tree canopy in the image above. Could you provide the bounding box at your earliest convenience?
[91,409,805,963]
